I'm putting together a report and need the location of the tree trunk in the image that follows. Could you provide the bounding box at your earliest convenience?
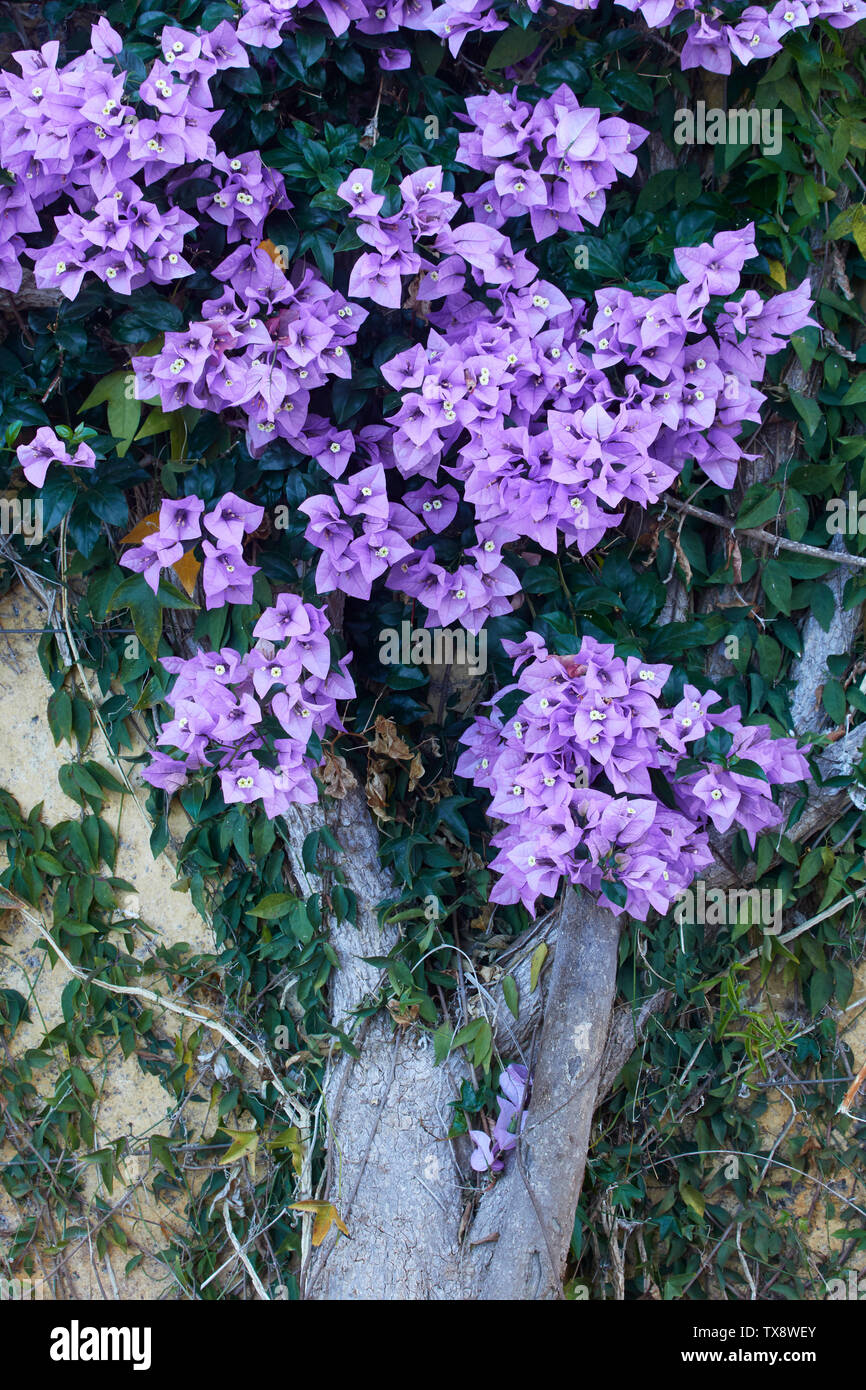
[284,774,622,1301]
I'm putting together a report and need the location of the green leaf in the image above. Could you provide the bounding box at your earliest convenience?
[841,376,866,407]
[737,490,780,529]
[78,370,131,414]
[788,390,822,436]
[134,407,176,441]
[485,24,540,69]
[761,559,792,614]
[249,893,297,919]
[433,1022,452,1065]
[47,689,73,746]
[822,678,846,725]
[530,942,548,994]
[129,591,163,660]
[502,973,519,1021]
[755,633,782,684]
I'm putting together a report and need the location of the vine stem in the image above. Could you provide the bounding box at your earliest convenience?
[6,885,311,1134]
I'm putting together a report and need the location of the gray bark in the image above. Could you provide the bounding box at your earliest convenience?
[284,772,622,1301]
[463,893,622,1300]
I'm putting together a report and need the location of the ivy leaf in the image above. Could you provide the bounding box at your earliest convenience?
[218,1128,259,1165]
[530,942,548,994]
[289,1200,349,1246]
[266,1126,305,1175]
[502,974,519,1020]
[249,892,297,919]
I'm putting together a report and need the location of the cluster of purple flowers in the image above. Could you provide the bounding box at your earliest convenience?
[143,593,354,814]
[469,1063,529,1173]
[235,0,865,68]
[235,0,499,57]
[0,0,860,309]
[0,20,252,296]
[368,220,815,632]
[617,0,866,73]
[458,86,647,243]
[120,491,263,608]
[339,165,459,309]
[457,634,810,917]
[299,460,423,601]
[31,183,197,300]
[15,427,96,489]
[131,247,365,459]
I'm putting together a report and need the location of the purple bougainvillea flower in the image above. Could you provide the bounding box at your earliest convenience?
[378,47,412,69]
[468,1130,504,1174]
[158,496,204,543]
[16,428,95,488]
[201,541,259,609]
[204,491,265,547]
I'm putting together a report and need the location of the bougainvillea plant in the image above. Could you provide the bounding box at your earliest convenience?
[2,0,866,1308]
[1,0,824,924]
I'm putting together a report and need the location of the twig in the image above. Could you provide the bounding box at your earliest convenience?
[662,496,866,570]
[739,882,866,965]
[736,1223,757,1300]
[838,1056,866,1119]
[8,886,309,1132]
[223,1203,270,1300]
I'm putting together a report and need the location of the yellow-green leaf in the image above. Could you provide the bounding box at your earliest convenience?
[502,973,519,1020]
[289,1200,349,1247]
[529,942,548,994]
[767,259,786,289]
[266,1125,305,1173]
[679,1180,706,1220]
[219,1128,259,1165]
